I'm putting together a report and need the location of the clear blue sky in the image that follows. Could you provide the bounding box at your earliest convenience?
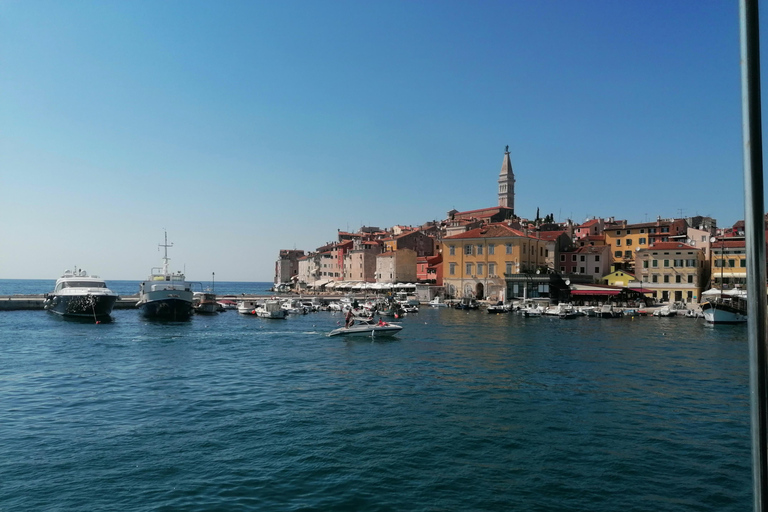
[0,0,760,281]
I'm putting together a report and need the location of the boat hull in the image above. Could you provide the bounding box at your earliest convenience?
[328,324,403,337]
[701,301,747,324]
[139,297,194,320]
[45,293,117,318]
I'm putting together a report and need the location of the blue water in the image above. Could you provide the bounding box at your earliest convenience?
[0,284,752,511]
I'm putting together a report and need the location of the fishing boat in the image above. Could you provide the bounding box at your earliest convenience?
[328,318,403,337]
[255,300,287,319]
[237,300,259,314]
[136,232,194,320]
[43,268,118,320]
[193,291,219,314]
[701,289,747,324]
[486,301,510,313]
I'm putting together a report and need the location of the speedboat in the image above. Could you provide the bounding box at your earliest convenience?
[487,301,510,314]
[136,232,194,320]
[43,268,118,320]
[328,318,403,337]
[428,297,449,308]
[455,297,479,310]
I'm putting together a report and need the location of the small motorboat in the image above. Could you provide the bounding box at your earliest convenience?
[428,297,449,308]
[328,319,403,337]
[486,301,510,314]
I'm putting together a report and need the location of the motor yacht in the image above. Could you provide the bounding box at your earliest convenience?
[328,318,403,337]
[44,268,118,320]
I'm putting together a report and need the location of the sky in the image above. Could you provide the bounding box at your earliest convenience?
[0,0,762,282]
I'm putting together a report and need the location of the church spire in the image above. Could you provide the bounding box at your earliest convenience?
[498,145,515,210]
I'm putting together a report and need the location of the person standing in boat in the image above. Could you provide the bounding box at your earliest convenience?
[345,309,353,328]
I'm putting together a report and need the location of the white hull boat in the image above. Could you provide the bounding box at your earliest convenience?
[255,300,287,319]
[328,319,403,337]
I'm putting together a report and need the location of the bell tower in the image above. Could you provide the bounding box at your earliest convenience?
[498,145,515,210]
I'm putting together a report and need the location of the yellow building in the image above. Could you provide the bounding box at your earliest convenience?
[602,270,638,287]
[709,238,746,290]
[635,242,705,303]
[604,220,687,270]
[442,223,548,301]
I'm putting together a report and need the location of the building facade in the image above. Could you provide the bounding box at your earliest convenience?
[442,223,548,301]
[635,242,705,303]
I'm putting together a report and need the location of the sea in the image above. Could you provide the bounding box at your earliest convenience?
[0,279,753,511]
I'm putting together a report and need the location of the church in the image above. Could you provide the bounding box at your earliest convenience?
[446,146,516,226]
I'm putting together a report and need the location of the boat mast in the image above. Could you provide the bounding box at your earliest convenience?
[739,0,768,509]
[159,231,173,276]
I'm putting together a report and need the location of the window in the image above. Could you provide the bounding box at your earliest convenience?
[664,275,670,283]
[579,267,585,274]
[687,275,694,283]
[640,229,645,234]
[639,237,646,245]
[675,275,682,283]
[449,245,455,256]
[477,263,484,276]
[560,254,566,262]
[741,260,747,268]
[594,267,600,274]
[616,230,621,235]
[449,263,456,275]
[572,255,577,261]
[652,275,658,283]
[627,239,633,246]
[488,244,495,255]
[729,259,736,268]
[580,255,586,262]
[505,244,512,254]
[466,263,473,275]
[626,230,631,235]
[477,245,483,255]
[615,251,622,257]
[715,259,723,268]
[505,262,513,275]
[624,251,632,258]
[488,263,496,276]
[595,255,600,262]
[616,239,622,246]
[465,245,472,255]
[664,259,670,267]
[560,266,566,272]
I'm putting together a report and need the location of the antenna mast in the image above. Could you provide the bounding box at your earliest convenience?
[159,230,174,275]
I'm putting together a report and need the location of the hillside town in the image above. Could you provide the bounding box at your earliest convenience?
[274,147,752,306]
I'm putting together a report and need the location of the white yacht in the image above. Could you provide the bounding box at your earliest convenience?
[44,268,118,320]
[136,232,194,320]
[701,289,747,324]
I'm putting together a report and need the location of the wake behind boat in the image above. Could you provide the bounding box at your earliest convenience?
[43,268,118,320]
[136,232,194,320]
[328,318,403,337]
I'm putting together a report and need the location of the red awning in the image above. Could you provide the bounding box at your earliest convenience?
[570,290,621,296]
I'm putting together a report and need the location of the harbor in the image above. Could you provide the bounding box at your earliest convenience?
[0,300,751,511]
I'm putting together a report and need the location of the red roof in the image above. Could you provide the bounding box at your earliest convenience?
[536,230,567,241]
[443,223,540,240]
[577,219,599,228]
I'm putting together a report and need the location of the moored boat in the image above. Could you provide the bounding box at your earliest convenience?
[136,232,194,320]
[701,289,747,324]
[193,291,219,314]
[255,300,287,319]
[43,268,118,320]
